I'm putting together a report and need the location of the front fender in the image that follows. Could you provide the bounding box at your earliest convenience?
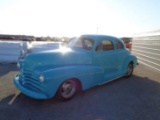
[41,65,104,98]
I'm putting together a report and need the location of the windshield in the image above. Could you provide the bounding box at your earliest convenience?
[67,37,94,50]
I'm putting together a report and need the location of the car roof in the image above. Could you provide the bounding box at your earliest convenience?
[81,34,122,42]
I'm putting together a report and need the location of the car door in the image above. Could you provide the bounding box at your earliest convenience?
[93,39,119,83]
[114,40,128,74]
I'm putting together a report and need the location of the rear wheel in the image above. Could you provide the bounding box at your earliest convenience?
[57,79,77,101]
[125,63,133,78]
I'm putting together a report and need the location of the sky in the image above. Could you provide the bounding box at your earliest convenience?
[0,0,160,37]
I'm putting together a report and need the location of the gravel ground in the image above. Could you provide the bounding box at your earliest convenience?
[0,63,160,120]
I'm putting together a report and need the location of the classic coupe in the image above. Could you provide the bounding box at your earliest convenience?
[14,35,138,101]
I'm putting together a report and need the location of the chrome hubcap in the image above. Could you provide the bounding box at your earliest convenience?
[60,81,76,98]
[127,64,133,75]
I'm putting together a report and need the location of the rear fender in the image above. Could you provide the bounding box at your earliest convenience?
[123,55,138,74]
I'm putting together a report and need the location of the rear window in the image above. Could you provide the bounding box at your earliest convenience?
[96,40,114,51]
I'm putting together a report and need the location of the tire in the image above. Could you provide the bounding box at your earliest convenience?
[57,79,77,101]
[125,63,133,78]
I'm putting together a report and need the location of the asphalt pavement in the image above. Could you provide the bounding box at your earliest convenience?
[0,63,160,120]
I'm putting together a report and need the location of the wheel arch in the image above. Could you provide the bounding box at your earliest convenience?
[123,56,135,74]
[72,78,82,91]
[129,61,134,65]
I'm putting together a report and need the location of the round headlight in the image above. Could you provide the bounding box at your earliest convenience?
[39,74,44,82]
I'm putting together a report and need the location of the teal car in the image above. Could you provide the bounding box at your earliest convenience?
[14,35,138,101]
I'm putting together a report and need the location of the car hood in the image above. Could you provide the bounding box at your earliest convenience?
[23,48,92,69]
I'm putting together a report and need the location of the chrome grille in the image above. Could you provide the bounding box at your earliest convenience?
[19,68,41,92]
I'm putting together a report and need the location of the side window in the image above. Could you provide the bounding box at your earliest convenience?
[116,41,123,49]
[83,39,94,50]
[96,40,114,51]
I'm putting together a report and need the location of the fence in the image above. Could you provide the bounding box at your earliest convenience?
[29,42,61,53]
[132,30,160,72]
[0,41,62,63]
[0,41,28,63]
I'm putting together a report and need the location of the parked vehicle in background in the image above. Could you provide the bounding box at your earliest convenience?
[125,42,132,50]
[14,35,138,101]
[120,37,132,50]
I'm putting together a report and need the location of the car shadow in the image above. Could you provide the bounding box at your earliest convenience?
[0,75,160,120]
[0,63,18,76]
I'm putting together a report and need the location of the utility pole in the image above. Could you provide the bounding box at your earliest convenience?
[96,27,99,33]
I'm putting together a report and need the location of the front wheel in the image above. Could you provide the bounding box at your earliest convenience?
[57,79,77,101]
[125,63,133,78]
